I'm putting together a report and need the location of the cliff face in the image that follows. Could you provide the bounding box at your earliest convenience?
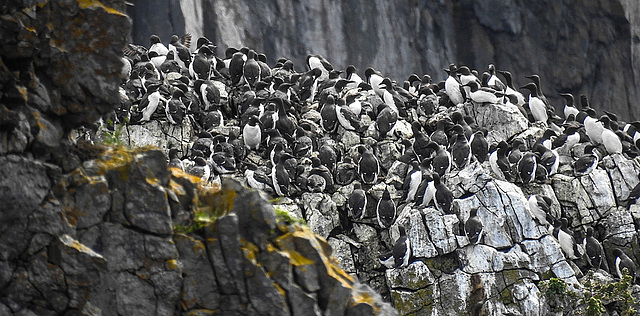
[0,1,393,315]
[129,0,640,120]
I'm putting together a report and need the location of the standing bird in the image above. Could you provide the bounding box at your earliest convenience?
[243,50,261,88]
[486,64,506,91]
[433,173,454,214]
[533,143,559,177]
[559,93,579,120]
[365,67,385,97]
[527,194,552,228]
[345,65,363,89]
[489,141,513,182]
[498,70,525,106]
[348,182,367,220]
[228,51,246,86]
[298,68,323,103]
[553,219,579,260]
[392,226,412,268]
[599,115,623,155]
[429,142,452,177]
[584,227,606,271]
[465,207,484,244]
[376,187,396,228]
[469,130,489,163]
[335,98,362,131]
[189,45,213,81]
[376,103,398,139]
[139,83,167,122]
[272,153,294,196]
[411,122,432,160]
[444,64,464,106]
[612,248,636,282]
[574,145,600,177]
[450,132,472,169]
[520,82,548,123]
[306,54,333,81]
[242,115,262,150]
[402,161,423,203]
[463,81,504,105]
[148,34,169,56]
[320,95,339,133]
[517,152,538,184]
[165,89,186,124]
[357,145,380,185]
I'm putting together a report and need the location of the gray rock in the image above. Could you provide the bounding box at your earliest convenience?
[114,119,194,157]
[174,234,220,310]
[466,102,528,145]
[602,154,640,202]
[373,140,401,172]
[244,257,290,315]
[288,283,321,316]
[74,177,111,229]
[385,260,435,290]
[301,192,339,239]
[473,0,523,35]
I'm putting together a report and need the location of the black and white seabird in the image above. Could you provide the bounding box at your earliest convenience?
[336,98,362,131]
[392,226,412,268]
[613,248,636,282]
[319,144,338,173]
[470,129,489,163]
[444,64,464,106]
[306,54,333,80]
[376,103,398,139]
[357,145,380,185]
[348,182,367,220]
[465,207,484,244]
[498,70,525,106]
[376,187,396,228]
[433,173,454,214]
[533,143,559,177]
[272,153,294,196]
[429,142,452,177]
[365,67,385,97]
[450,132,472,169]
[402,161,423,203]
[517,152,537,184]
[189,45,213,81]
[520,82,548,123]
[335,157,357,186]
[573,145,600,177]
[463,80,503,105]
[489,141,513,182]
[243,50,261,88]
[527,194,552,228]
[412,121,432,160]
[242,115,262,150]
[584,227,606,271]
[245,162,272,192]
[559,93,579,120]
[599,115,623,155]
[320,95,339,133]
[148,34,169,56]
[165,89,186,125]
[553,219,579,260]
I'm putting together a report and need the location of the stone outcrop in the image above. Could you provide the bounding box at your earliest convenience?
[129,0,640,119]
[0,1,393,315]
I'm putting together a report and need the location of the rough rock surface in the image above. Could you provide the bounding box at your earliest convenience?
[0,1,394,315]
[129,0,640,119]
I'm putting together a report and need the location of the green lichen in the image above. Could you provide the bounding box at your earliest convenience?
[274,207,306,226]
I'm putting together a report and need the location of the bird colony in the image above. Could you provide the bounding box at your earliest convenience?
[111,33,640,312]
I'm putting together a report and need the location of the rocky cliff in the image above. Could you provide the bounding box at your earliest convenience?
[128,0,640,120]
[0,1,393,315]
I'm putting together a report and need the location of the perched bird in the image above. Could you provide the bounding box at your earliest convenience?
[272,153,294,196]
[527,194,552,227]
[469,129,489,163]
[357,145,380,185]
[245,163,272,192]
[429,142,452,177]
[553,219,579,260]
[402,161,423,203]
[376,187,396,228]
[243,50,261,88]
[498,70,525,106]
[415,172,436,208]
[533,143,559,177]
[444,64,464,106]
[486,64,506,91]
[348,182,367,220]
[306,54,333,80]
[335,98,362,131]
[433,173,454,214]
[599,115,623,155]
[411,121,432,160]
[139,83,167,122]
[320,95,339,132]
[573,145,600,177]
[520,82,548,123]
[489,141,513,181]
[559,93,579,120]
[392,226,411,268]
[335,157,357,185]
[463,80,503,105]
[376,103,398,139]
[165,89,186,124]
[242,115,262,150]
[148,34,168,56]
[517,152,538,184]
[319,144,338,173]
[612,248,636,282]
[345,65,363,89]
[189,45,213,81]
[583,227,606,271]
[465,207,483,244]
[365,67,385,97]
[450,132,472,169]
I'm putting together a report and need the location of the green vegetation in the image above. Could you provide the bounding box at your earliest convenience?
[173,210,218,234]
[100,118,127,146]
[274,207,306,226]
[539,270,636,315]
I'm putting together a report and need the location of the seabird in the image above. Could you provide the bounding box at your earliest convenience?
[348,182,367,220]
[433,173,454,214]
[357,145,380,185]
[613,248,636,282]
[376,187,396,228]
[465,207,483,244]
[392,226,412,268]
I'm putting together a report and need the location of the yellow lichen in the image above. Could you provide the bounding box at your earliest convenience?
[241,238,259,264]
[77,0,126,16]
[166,259,180,270]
